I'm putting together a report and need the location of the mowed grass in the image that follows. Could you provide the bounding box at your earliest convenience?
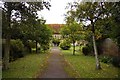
[2,53,48,78]
[61,46,120,78]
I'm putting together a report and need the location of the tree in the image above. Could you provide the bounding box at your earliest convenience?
[108,2,120,48]
[65,1,120,69]
[67,2,109,69]
[32,19,52,53]
[1,1,51,70]
[61,21,83,55]
[38,24,52,52]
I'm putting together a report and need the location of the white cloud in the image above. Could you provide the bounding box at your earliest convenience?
[38,0,75,24]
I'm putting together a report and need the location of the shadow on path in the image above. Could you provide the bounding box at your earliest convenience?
[39,47,69,78]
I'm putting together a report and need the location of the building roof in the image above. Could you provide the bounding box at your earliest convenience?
[47,24,64,34]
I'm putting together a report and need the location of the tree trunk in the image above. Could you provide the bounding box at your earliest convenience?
[36,41,38,53]
[92,33,101,70]
[91,20,101,70]
[73,41,75,55]
[3,36,10,70]
[3,4,12,70]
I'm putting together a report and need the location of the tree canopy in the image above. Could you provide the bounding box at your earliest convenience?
[61,21,83,55]
[64,1,120,69]
[1,1,51,70]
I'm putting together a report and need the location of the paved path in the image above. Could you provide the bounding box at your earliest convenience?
[40,47,69,78]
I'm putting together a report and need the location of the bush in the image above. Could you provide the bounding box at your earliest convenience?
[52,38,60,46]
[41,44,50,51]
[10,39,24,61]
[60,40,71,50]
[82,44,93,56]
[100,56,120,68]
[82,46,89,56]
[99,56,112,64]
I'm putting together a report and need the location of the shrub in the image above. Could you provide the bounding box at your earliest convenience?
[10,39,24,61]
[99,56,112,64]
[100,55,120,68]
[60,40,71,50]
[82,44,93,56]
[52,38,60,46]
[41,44,50,51]
[82,46,89,56]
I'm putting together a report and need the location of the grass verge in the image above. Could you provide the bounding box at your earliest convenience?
[61,47,120,78]
[2,52,49,78]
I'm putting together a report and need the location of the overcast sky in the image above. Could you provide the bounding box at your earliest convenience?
[38,0,76,24]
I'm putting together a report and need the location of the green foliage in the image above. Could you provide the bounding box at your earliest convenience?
[38,24,52,51]
[82,44,93,56]
[41,44,50,51]
[100,56,120,68]
[10,39,24,52]
[21,20,52,52]
[2,2,51,38]
[28,41,36,48]
[61,22,83,41]
[73,2,120,48]
[60,40,71,50]
[99,56,112,64]
[63,1,120,71]
[107,2,120,48]
[22,40,34,53]
[10,39,24,61]
[60,22,83,55]
[1,1,51,69]
[52,38,60,46]
[66,2,109,69]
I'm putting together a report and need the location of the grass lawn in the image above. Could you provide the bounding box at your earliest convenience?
[61,46,120,78]
[2,52,49,78]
